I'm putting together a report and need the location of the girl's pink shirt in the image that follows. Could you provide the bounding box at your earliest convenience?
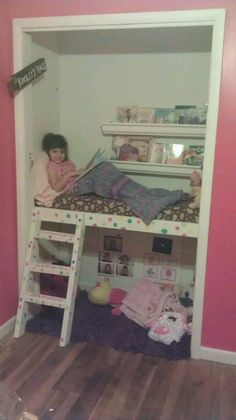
[48,159,77,192]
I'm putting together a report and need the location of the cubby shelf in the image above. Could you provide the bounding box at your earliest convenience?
[101,122,205,177]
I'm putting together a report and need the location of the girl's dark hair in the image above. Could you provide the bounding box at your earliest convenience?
[42,133,69,160]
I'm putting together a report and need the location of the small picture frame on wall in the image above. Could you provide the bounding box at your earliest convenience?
[116,263,133,277]
[97,261,115,275]
[104,235,122,252]
[143,252,160,280]
[144,264,160,279]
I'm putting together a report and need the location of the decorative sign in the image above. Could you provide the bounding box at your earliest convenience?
[8,58,47,93]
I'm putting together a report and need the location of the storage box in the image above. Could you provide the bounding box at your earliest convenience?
[40,272,68,298]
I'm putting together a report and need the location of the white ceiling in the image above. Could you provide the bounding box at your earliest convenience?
[31,26,212,55]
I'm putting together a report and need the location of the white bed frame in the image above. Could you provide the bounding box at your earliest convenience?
[74,211,198,238]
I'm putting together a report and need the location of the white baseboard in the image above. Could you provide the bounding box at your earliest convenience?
[0,316,16,340]
[200,346,236,366]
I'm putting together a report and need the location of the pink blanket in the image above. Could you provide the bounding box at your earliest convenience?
[120,279,176,327]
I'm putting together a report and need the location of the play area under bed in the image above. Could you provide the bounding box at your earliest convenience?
[50,191,199,223]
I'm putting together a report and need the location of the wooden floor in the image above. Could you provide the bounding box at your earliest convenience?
[0,332,236,420]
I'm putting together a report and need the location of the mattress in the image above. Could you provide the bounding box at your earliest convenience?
[51,192,199,223]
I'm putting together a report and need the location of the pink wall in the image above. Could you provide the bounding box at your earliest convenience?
[1,0,236,352]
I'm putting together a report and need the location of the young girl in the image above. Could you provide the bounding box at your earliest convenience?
[42,132,186,224]
[42,133,83,192]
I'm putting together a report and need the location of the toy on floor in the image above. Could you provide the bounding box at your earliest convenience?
[148,311,187,344]
[88,278,127,316]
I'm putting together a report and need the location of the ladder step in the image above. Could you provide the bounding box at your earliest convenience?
[25,293,66,308]
[30,262,71,276]
[35,230,76,243]
[14,208,86,347]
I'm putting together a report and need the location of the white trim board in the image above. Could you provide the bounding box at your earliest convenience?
[0,316,16,341]
[12,9,225,359]
[200,347,236,366]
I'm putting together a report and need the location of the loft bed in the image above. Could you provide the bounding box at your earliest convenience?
[33,153,199,238]
[14,151,200,347]
[14,123,204,347]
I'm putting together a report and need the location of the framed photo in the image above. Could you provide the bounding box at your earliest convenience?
[104,235,122,252]
[144,264,160,278]
[160,265,177,283]
[116,263,133,277]
[97,261,115,275]
[98,251,114,262]
[143,253,160,280]
[118,254,130,265]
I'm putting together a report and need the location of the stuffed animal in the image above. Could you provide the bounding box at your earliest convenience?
[189,170,201,208]
[88,278,127,316]
[148,311,187,344]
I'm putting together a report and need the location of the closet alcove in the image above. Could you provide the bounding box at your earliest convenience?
[13,10,225,357]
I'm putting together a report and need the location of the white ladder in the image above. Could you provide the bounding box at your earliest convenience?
[14,207,85,347]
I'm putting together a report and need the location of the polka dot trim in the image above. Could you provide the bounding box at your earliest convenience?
[161,228,168,234]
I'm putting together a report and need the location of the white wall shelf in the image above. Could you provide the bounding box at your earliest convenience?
[109,160,200,177]
[101,122,206,142]
[102,122,205,177]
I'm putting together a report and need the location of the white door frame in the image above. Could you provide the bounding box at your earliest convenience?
[13,9,225,359]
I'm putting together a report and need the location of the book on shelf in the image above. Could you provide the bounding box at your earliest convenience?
[184,145,204,166]
[117,105,138,123]
[116,106,156,124]
[115,104,207,125]
[76,148,109,180]
[136,107,156,124]
[149,142,172,164]
[175,105,207,125]
[164,144,185,165]
[149,141,204,166]
[111,136,152,162]
[154,107,176,124]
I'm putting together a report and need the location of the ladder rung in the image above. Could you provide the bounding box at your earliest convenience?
[25,293,66,308]
[35,230,76,243]
[30,263,71,276]
[33,208,81,224]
